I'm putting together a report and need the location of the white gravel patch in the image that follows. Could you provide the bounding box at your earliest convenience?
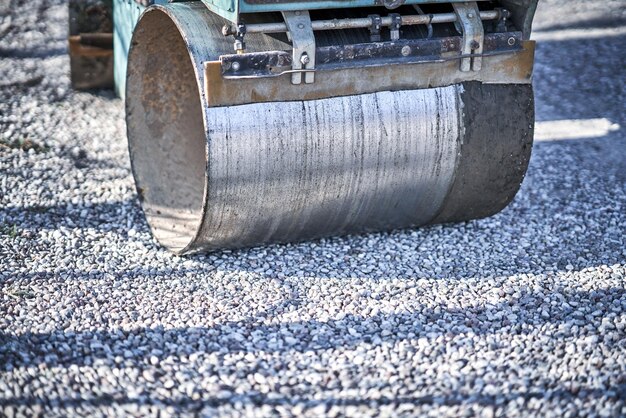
[1,0,625,417]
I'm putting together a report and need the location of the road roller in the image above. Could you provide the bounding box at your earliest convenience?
[69,0,537,254]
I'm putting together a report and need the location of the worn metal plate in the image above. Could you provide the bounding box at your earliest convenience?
[220,32,523,78]
[206,40,534,107]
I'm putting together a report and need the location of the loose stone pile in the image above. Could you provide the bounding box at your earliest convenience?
[1,0,625,416]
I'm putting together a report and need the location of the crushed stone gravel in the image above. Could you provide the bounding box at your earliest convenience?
[1,0,625,416]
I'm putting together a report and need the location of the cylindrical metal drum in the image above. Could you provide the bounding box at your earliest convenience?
[126,3,534,253]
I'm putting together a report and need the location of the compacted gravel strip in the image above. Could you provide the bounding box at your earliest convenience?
[1,0,625,416]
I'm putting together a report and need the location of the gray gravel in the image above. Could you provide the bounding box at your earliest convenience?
[1,0,625,417]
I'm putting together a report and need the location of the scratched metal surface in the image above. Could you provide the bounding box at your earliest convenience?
[200,88,461,251]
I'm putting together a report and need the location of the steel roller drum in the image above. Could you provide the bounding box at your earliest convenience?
[126,3,534,253]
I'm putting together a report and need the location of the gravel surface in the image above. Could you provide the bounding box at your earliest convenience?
[1,0,625,417]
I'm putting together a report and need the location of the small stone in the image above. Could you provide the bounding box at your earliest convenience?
[142,370,156,383]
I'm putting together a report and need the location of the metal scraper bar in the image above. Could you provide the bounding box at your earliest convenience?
[205,40,535,107]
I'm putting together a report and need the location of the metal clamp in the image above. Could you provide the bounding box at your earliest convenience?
[452,2,484,71]
[281,10,315,84]
[222,24,247,54]
[389,13,402,41]
[368,14,382,42]
[494,7,511,32]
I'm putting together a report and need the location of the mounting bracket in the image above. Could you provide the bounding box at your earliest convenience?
[452,2,484,72]
[281,10,315,84]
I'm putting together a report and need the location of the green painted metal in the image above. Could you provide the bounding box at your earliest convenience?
[113,0,167,98]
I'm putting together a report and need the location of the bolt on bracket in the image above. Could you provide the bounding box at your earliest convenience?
[452,2,484,72]
[281,10,315,84]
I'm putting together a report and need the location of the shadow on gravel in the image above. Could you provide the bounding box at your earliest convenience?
[0,46,67,59]
[1,286,624,369]
[2,386,625,412]
[0,199,143,232]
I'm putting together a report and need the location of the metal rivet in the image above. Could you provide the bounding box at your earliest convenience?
[508,37,516,46]
[300,53,310,65]
[401,45,411,56]
[467,13,474,18]
[297,23,304,29]
[231,61,240,71]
